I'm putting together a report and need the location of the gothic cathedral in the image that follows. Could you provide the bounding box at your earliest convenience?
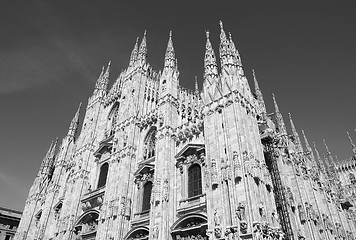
[15,22,356,240]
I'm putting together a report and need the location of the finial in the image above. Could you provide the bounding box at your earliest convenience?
[323,139,331,154]
[143,30,147,37]
[313,142,321,160]
[195,76,199,94]
[206,30,210,39]
[346,131,356,154]
[169,30,172,37]
[229,32,232,41]
[219,20,224,29]
[272,93,279,112]
[108,60,111,66]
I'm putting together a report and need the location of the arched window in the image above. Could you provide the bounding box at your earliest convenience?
[188,164,202,198]
[143,127,157,160]
[97,163,109,188]
[142,181,153,212]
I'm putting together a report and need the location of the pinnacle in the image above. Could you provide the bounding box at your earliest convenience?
[323,139,331,154]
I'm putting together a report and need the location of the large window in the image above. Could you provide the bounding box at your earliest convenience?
[142,181,153,212]
[188,164,202,198]
[97,163,109,188]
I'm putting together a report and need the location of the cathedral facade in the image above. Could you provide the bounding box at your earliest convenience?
[15,22,356,240]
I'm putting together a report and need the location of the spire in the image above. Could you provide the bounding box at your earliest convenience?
[68,102,82,138]
[204,31,218,82]
[313,142,325,174]
[301,130,312,154]
[229,32,241,66]
[272,94,287,135]
[129,37,139,67]
[48,138,58,160]
[103,61,110,80]
[195,76,199,95]
[323,139,331,155]
[137,30,147,64]
[288,113,303,152]
[164,31,175,70]
[39,140,54,175]
[219,20,230,69]
[346,131,356,155]
[94,62,110,93]
[252,69,267,117]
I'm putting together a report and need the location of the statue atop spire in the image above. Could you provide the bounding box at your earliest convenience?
[129,37,139,67]
[288,113,302,152]
[164,31,175,70]
[252,69,267,117]
[204,30,218,81]
[346,131,356,155]
[68,102,82,138]
[272,94,287,135]
[137,30,147,64]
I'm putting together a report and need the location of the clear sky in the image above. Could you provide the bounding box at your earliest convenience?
[1,0,356,211]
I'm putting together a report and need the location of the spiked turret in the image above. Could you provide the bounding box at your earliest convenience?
[137,30,147,65]
[288,113,303,152]
[301,130,312,154]
[164,31,175,70]
[219,21,229,70]
[272,94,287,136]
[67,103,82,138]
[204,31,218,81]
[94,61,110,93]
[346,131,356,155]
[129,37,139,67]
[252,69,267,118]
[313,142,325,173]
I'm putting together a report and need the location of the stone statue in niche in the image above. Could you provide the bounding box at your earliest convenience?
[162,179,169,202]
[271,210,280,225]
[214,208,221,226]
[211,159,218,186]
[152,225,159,239]
[286,187,294,207]
[236,202,246,221]
[298,204,306,224]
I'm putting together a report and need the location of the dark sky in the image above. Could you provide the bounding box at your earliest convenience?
[1,0,356,211]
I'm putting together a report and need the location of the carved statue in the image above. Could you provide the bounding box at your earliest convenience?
[271,210,280,225]
[286,187,294,207]
[162,179,169,202]
[214,208,221,226]
[298,205,306,224]
[236,202,246,221]
[152,225,159,239]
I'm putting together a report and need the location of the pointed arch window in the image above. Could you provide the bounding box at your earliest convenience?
[143,127,157,160]
[188,164,202,198]
[142,181,153,212]
[97,163,109,189]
